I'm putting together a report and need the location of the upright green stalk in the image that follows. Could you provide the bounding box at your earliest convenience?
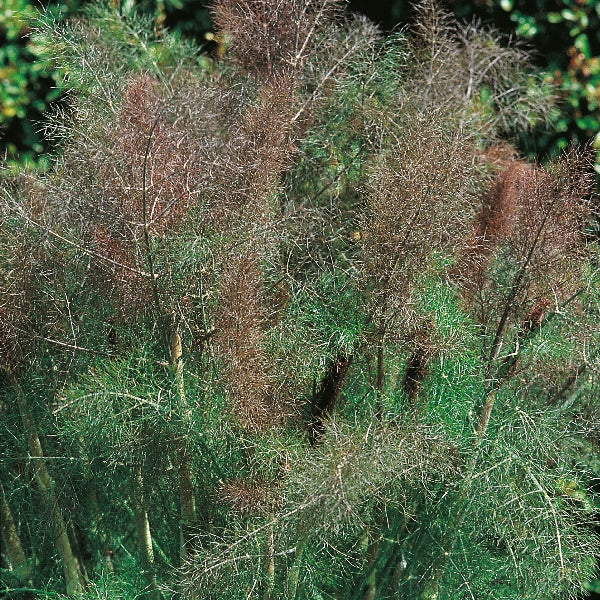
[262,521,275,600]
[359,347,386,599]
[9,372,84,597]
[170,328,198,560]
[287,528,309,600]
[375,341,385,419]
[132,463,161,600]
[0,483,33,586]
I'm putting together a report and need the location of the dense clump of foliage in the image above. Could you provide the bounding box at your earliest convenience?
[0,0,68,167]
[1,0,599,173]
[447,0,600,171]
[0,0,211,168]
[1,2,599,599]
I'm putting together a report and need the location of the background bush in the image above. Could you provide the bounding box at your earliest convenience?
[0,0,69,168]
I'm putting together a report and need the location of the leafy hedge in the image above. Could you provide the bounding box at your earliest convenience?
[447,0,600,173]
[0,0,67,168]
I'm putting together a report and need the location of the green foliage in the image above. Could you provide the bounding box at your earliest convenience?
[0,0,69,168]
[1,2,599,600]
[2,0,599,176]
[449,0,600,175]
[0,0,211,169]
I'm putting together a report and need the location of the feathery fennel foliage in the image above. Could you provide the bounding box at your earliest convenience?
[0,2,598,599]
